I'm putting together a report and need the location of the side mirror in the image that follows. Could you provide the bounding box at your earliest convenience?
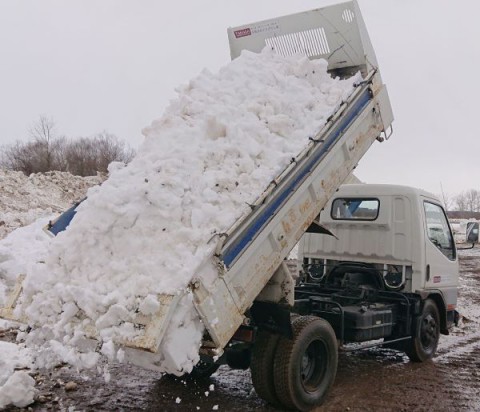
[466,222,479,244]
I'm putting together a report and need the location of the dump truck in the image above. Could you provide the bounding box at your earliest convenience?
[1,1,460,411]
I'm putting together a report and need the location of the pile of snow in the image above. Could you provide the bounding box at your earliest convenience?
[0,171,103,408]
[8,49,360,377]
[0,341,35,409]
[0,170,105,239]
[0,169,104,316]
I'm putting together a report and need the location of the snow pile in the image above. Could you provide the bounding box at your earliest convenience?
[0,165,104,409]
[0,341,35,409]
[14,49,360,375]
[0,170,104,239]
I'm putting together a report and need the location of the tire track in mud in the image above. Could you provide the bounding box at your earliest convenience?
[433,336,480,411]
[436,331,480,358]
[322,332,480,412]
[376,315,480,410]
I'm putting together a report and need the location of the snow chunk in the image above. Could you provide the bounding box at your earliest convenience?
[0,371,36,409]
[0,342,35,409]
[139,294,160,316]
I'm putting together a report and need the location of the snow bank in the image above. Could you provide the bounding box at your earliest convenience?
[15,49,360,374]
[0,170,104,239]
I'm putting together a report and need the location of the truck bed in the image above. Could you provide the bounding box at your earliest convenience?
[194,69,392,352]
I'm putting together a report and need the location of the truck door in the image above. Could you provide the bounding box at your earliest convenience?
[422,201,458,290]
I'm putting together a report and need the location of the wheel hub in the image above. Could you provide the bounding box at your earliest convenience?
[420,314,437,348]
[300,340,327,392]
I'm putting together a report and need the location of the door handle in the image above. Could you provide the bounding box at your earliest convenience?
[426,264,430,282]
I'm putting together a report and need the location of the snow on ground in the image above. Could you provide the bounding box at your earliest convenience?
[0,48,359,407]
[457,247,480,323]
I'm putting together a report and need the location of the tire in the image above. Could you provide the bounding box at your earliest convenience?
[250,330,281,406]
[406,299,440,362]
[273,316,338,411]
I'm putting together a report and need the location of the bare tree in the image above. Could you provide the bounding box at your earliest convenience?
[1,116,68,174]
[93,132,135,173]
[454,190,480,212]
[64,132,135,176]
[28,116,65,172]
[465,189,480,212]
[64,137,97,176]
[1,141,38,175]
[1,117,135,176]
[455,192,467,211]
[438,185,454,212]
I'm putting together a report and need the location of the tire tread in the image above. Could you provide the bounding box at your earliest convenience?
[274,316,337,411]
[250,330,281,406]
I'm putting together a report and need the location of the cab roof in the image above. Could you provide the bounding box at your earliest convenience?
[336,183,441,203]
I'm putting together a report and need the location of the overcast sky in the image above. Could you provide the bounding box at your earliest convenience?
[0,0,478,195]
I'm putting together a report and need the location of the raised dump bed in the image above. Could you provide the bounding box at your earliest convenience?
[194,0,393,353]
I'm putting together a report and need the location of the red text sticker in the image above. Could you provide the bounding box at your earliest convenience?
[234,28,252,38]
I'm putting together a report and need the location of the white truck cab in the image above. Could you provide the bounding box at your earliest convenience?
[299,183,459,336]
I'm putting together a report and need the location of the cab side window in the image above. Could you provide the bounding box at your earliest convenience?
[424,202,456,260]
[331,198,379,220]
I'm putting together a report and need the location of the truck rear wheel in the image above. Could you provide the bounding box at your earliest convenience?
[406,299,440,362]
[250,330,281,406]
[273,316,338,411]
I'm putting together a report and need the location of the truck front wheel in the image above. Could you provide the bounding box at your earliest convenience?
[273,316,338,411]
[406,299,440,362]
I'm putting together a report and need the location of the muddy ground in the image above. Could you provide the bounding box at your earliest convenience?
[3,248,480,412]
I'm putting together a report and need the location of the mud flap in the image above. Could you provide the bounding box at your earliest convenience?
[250,301,293,339]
